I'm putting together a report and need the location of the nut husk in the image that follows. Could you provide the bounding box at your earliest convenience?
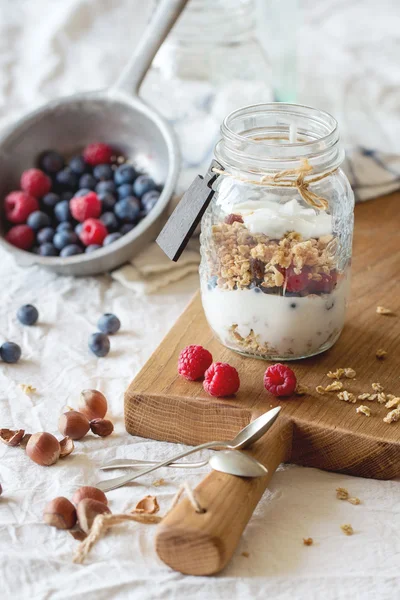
[133,495,160,514]
[58,411,90,440]
[43,497,77,529]
[77,498,111,534]
[19,433,32,449]
[78,389,107,420]
[59,436,74,458]
[72,486,108,507]
[90,418,114,437]
[26,432,60,466]
[0,428,25,447]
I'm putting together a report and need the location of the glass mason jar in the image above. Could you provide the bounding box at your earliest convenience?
[141,0,272,193]
[200,103,354,360]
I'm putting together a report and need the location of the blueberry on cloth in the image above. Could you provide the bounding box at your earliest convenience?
[93,164,113,181]
[37,227,55,244]
[89,332,110,357]
[38,243,58,256]
[61,191,74,202]
[53,230,79,250]
[27,211,51,231]
[17,304,39,326]
[98,313,121,335]
[119,223,135,235]
[85,244,101,253]
[98,192,116,212]
[56,222,73,233]
[133,175,155,199]
[54,200,71,222]
[114,197,140,223]
[114,164,136,186]
[75,223,84,237]
[74,188,92,198]
[60,244,83,257]
[100,212,119,232]
[103,232,122,246]
[0,342,21,363]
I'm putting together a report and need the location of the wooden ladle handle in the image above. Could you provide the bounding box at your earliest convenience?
[155,418,293,576]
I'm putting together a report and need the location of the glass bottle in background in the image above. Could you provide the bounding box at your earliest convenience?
[140,0,273,194]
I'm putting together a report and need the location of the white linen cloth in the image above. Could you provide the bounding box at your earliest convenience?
[1,1,400,600]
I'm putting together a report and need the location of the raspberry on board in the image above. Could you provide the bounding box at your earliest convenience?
[264,363,297,397]
[203,362,240,397]
[4,191,39,224]
[20,168,51,198]
[70,191,101,222]
[178,345,213,381]
[5,225,35,250]
[79,218,108,246]
[83,143,114,166]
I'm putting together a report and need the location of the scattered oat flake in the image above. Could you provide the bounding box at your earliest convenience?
[358,393,371,401]
[356,405,371,417]
[336,487,349,500]
[383,408,400,424]
[19,384,36,395]
[337,391,356,403]
[344,368,356,379]
[327,368,345,379]
[153,478,166,487]
[348,497,361,505]
[368,394,378,401]
[377,393,387,404]
[325,381,343,392]
[376,306,394,315]
[385,397,400,409]
[316,385,326,395]
[341,524,354,536]
[241,551,250,557]
[303,538,313,546]
[295,384,309,396]
[376,349,387,360]
[133,495,160,515]
[372,383,384,392]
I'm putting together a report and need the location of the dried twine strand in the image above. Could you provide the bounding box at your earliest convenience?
[73,482,204,564]
[212,158,335,211]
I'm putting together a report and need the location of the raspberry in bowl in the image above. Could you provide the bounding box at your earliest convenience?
[198,104,354,360]
[0,141,169,275]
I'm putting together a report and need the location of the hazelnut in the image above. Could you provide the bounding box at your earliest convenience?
[0,428,25,447]
[72,486,108,507]
[59,436,74,458]
[26,432,60,466]
[0,482,2,496]
[43,497,77,529]
[58,411,90,440]
[90,418,114,437]
[77,498,111,533]
[78,389,107,420]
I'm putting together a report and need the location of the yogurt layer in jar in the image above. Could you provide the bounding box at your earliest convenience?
[200,104,354,360]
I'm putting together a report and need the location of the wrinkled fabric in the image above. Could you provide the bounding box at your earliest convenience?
[0,1,400,600]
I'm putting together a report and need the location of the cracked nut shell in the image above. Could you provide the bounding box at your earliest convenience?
[43,497,77,529]
[58,411,90,440]
[77,498,111,534]
[0,428,25,446]
[90,418,114,437]
[78,389,107,420]
[59,436,74,458]
[26,432,61,466]
[72,486,108,506]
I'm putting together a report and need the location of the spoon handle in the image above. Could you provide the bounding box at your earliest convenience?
[96,440,223,492]
[113,0,189,94]
[155,418,293,576]
[100,458,209,471]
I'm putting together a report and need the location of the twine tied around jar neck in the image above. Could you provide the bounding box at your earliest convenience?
[212,158,335,210]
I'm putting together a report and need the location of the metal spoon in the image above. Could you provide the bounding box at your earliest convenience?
[0,0,189,276]
[96,406,281,492]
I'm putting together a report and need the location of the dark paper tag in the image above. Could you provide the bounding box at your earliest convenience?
[156,160,222,262]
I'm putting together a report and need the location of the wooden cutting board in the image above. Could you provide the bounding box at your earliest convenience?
[125,193,400,575]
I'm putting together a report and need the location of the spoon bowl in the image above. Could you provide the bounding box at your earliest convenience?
[209,451,268,478]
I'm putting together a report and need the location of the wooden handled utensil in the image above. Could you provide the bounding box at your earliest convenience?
[155,417,293,575]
